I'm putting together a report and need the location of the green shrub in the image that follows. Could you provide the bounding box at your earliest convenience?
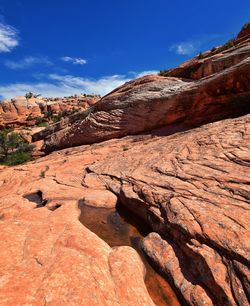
[4,151,32,166]
[242,22,249,30]
[197,52,203,59]
[44,109,53,119]
[211,39,234,55]
[25,92,33,99]
[37,122,48,127]
[159,70,169,76]
[35,116,48,127]
[0,129,34,166]
[51,115,61,123]
[71,107,80,114]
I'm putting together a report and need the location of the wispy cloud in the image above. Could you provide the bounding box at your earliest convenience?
[4,56,52,70]
[134,70,158,78]
[61,56,87,65]
[0,70,158,99]
[169,33,226,56]
[0,22,19,53]
[0,74,131,99]
[169,42,197,55]
[49,73,132,96]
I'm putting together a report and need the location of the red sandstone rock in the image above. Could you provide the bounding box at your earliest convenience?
[82,189,118,208]
[0,114,249,305]
[0,95,99,128]
[0,24,249,306]
[34,46,250,152]
[0,141,157,305]
[84,115,250,305]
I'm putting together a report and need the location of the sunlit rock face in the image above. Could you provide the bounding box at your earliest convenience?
[33,29,250,153]
[0,95,99,127]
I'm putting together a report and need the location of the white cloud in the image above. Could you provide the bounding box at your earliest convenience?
[48,74,131,95]
[4,56,52,70]
[169,34,224,56]
[135,70,158,78]
[0,70,157,99]
[0,74,131,99]
[169,42,196,55]
[0,23,19,53]
[61,56,87,65]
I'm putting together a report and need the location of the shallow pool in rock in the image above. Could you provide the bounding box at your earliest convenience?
[79,201,180,306]
[24,191,47,208]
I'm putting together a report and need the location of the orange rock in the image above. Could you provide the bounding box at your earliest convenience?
[0,114,249,305]
[82,189,117,208]
[36,48,250,153]
[0,95,99,128]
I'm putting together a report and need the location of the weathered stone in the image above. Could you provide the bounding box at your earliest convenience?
[0,95,99,127]
[85,114,250,305]
[39,55,250,153]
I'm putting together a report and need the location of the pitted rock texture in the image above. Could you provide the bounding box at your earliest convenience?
[37,53,250,153]
[83,115,250,306]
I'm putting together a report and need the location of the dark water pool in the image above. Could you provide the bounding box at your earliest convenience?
[24,191,47,208]
[79,202,180,306]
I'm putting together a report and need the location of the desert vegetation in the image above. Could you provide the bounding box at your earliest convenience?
[0,128,34,165]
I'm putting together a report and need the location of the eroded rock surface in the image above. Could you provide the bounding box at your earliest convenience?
[84,115,250,305]
[0,95,99,127]
[33,33,250,153]
[0,140,157,305]
[1,24,249,306]
[0,114,249,305]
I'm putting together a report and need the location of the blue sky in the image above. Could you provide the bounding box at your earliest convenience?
[0,0,249,99]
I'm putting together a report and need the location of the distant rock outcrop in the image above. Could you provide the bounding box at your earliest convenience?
[0,95,99,128]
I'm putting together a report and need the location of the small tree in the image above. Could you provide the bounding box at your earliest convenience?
[0,129,11,159]
[0,129,34,165]
[6,132,23,153]
[25,92,34,99]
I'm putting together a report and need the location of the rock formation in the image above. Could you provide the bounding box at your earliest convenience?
[85,114,250,305]
[0,95,99,128]
[0,139,157,305]
[32,26,250,153]
[160,22,250,80]
[0,24,249,305]
[0,113,249,305]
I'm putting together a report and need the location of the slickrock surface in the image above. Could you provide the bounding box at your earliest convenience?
[32,26,250,153]
[84,114,250,305]
[0,138,156,305]
[0,95,99,127]
[0,114,249,305]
